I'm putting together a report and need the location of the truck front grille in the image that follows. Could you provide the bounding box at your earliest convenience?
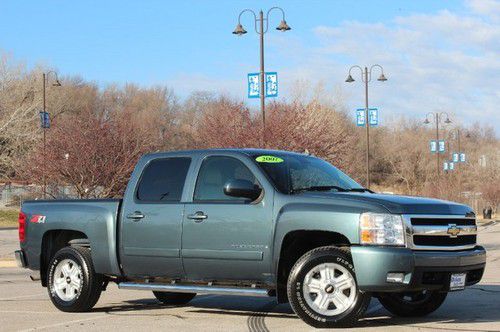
[411,218,475,226]
[413,235,477,246]
[404,215,477,251]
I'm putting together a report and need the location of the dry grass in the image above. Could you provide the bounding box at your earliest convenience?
[0,209,18,228]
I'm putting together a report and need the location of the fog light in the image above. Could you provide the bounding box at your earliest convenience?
[386,273,405,283]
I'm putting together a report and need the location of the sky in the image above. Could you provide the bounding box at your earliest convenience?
[1,0,499,132]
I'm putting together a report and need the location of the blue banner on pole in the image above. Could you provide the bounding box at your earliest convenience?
[248,73,260,98]
[39,111,50,129]
[369,108,378,126]
[355,108,378,127]
[265,72,278,97]
[430,140,437,153]
[459,153,466,162]
[247,72,278,98]
[452,153,459,163]
[356,110,365,126]
[438,140,445,153]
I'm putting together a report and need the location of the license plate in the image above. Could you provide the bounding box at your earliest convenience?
[450,273,466,291]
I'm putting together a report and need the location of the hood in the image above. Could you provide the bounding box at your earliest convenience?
[299,192,473,215]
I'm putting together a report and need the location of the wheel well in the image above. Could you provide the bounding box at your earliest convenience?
[276,230,350,303]
[40,230,89,287]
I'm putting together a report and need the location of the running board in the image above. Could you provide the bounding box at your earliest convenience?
[118,282,269,297]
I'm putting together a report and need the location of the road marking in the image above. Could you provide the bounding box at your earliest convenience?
[0,292,46,301]
[0,310,59,314]
[18,315,109,331]
[0,260,17,268]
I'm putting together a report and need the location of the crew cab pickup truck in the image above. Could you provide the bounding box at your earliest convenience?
[16,149,486,328]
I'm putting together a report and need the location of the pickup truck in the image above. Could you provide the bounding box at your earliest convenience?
[16,149,486,328]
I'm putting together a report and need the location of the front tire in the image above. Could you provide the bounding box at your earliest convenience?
[47,246,103,312]
[153,291,196,305]
[287,246,370,328]
[378,290,447,317]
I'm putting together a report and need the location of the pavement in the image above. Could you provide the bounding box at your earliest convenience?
[0,221,499,331]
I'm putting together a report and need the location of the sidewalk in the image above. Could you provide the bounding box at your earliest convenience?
[0,229,18,267]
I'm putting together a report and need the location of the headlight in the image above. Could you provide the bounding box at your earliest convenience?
[359,213,405,246]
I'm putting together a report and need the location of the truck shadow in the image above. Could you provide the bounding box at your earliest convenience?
[94,284,500,329]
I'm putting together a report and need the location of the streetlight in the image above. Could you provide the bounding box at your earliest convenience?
[424,112,451,178]
[233,7,291,144]
[41,71,62,198]
[345,64,388,188]
[448,128,470,166]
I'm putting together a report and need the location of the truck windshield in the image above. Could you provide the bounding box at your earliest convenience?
[251,153,364,195]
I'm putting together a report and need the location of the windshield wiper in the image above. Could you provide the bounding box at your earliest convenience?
[290,186,348,194]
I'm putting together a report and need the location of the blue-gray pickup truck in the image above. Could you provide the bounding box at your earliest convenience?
[16,149,486,328]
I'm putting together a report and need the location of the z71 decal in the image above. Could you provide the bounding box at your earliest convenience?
[30,215,46,224]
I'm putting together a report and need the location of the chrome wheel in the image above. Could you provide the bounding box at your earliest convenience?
[53,259,83,301]
[302,262,357,316]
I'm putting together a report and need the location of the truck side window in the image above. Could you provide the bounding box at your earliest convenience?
[136,158,191,202]
[194,156,256,202]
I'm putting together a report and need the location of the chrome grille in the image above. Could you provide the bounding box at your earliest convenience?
[403,215,477,251]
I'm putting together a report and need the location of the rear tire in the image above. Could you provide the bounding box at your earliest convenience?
[378,290,447,317]
[287,246,370,328]
[153,291,196,305]
[47,246,103,312]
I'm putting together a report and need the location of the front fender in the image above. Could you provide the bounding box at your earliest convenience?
[271,198,391,276]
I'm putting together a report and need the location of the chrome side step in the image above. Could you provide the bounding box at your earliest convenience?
[118,282,269,297]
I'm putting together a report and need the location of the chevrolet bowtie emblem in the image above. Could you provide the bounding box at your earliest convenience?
[447,224,461,238]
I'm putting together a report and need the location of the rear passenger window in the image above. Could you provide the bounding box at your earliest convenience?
[136,158,191,202]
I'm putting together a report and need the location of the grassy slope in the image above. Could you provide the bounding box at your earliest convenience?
[0,209,18,228]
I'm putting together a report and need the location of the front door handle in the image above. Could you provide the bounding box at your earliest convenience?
[126,211,145,221]
[187,211,208,222]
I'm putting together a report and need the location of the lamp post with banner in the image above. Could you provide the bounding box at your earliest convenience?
[41,71,62,198]
[424,112,451,178]
[233,7,291,144]
[449,128,469,167]
[345,65,388,188]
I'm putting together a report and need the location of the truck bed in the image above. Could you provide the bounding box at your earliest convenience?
[20,199,122,276]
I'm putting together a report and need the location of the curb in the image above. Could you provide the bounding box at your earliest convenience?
[0,260,17,268]
[478,220,498,227]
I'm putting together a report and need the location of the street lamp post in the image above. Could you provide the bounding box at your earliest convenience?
[448,128,470,167]
[233,7,291,145]
[345,65,387,188]
[448,128,469,158]
[41,71,62,198]
[424,112,451,178]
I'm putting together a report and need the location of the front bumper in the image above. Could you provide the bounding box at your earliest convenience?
[351,245,486,292]
[14,250,28,268]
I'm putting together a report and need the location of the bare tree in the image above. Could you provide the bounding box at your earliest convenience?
[18,108,159,198]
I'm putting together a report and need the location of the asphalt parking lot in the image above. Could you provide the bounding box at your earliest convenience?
[1,221,499,332]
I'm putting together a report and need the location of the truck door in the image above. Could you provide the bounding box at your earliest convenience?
[182,155,274,282]
[120,157,192,278]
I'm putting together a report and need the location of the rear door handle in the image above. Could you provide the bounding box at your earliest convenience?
[126,211,145,221]
[187,211,208,222]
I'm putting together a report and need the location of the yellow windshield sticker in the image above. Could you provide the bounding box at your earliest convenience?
[256,155,284,163]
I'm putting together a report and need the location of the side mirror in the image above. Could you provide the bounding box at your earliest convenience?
[223,179,262,201]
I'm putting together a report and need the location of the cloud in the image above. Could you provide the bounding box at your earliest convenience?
[466,0,500,21]
[280,2,500,133]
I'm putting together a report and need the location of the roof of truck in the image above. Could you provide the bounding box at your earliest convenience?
[144,148,309,158]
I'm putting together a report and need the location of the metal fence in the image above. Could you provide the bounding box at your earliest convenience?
[0,184,76,208]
